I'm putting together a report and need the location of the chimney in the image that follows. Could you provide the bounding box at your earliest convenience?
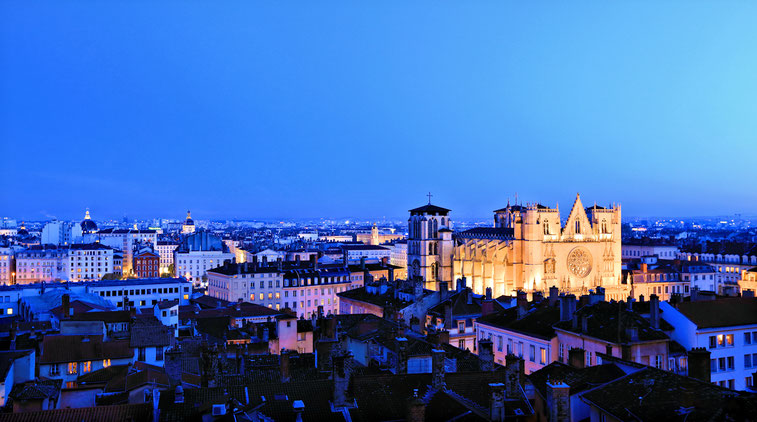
[546,381,570,422]
[9,324,17,351]
[332,352,352,408]
[316,338,337,371]
[568,348,585,369]
[252,255,258,269]
[590,287,605,304]
[687,347,711,383]
[396,337,408,374]
[481,297,495,317]
[626,296,634,311]
[478,338,494,371]
[174,385,184,404]
[517,291,528,319]
[165,346,183,387]
[293,400,305,422]
[388,267,394,283]
[559,295,573,322]
[533,291,544,304]
[262,255,268,266]
[443,303,453,329]
[439,281,448,299]
[504,354,524,399]
[650,294,660,329]
[549,286,559,306]
[581,315,589,333]
[280,350,291,382]
[323,316,337,340]
[641,262,648,273]
[431,349,446,389]
[311,254,318,270]
[488,383,506,422]
[342,249,349,266]
[295,255,301,263]
[407,389,425,422]
[277,257,283,271]
[466,289,473,305]
[236,298,242,311]
[62,294,71,319]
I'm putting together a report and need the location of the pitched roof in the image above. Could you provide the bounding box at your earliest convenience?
[455,227,515,240]
[408,204,451,215]
[673,297,757,328]
[40,335,132,364]
[8,379,62,401]
[553,301,670,344]
[0,404,153,422]
[580,367,757,422]
[130,317,174,348]
[528,361,627,399]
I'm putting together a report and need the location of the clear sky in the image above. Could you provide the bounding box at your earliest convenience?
[2,1,756,220]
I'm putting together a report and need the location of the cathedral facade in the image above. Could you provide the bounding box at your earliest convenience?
[408,194,629,300]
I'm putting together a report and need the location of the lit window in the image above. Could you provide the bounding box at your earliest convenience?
[103,359,111,368]
[6,308,12,315]
[67,362,78,375]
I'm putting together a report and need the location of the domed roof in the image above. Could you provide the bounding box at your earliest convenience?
[17,222,28,237]
[184,210,195,226]
[80,210,98,233]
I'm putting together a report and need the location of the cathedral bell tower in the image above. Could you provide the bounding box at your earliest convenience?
[407,195,453,291]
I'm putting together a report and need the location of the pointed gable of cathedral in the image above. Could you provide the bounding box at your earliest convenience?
[562,193,592,236]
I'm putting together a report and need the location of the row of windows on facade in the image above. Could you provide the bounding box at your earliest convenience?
[97,286,188,297]
[409,217,448,240]
[484,331,549,365]
[710,354,757,372]
[248,286,346,301]
[709,332,757,348]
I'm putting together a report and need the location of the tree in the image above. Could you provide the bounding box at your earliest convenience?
[101,273,120,280]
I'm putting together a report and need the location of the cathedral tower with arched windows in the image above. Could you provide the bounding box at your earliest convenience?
[407,202,454,290]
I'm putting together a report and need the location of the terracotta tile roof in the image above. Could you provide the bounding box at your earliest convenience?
[40,335,132,364]
[580,367,757,421]
[528,361,627,399]
[8,379,62,401]
[130,317,174,348]
[0,403,153,422]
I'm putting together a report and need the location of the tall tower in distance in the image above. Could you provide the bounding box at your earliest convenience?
[407,193,453,291]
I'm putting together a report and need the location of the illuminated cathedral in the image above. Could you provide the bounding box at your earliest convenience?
[407,193,630,300]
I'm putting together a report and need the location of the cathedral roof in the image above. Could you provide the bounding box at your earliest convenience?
[408,204,450,216]
[455,227,514,240]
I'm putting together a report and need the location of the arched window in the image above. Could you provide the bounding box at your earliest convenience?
[433,219,438,238]
[575,220,580,234]
[543,219,550,235]
[428,220,434,239]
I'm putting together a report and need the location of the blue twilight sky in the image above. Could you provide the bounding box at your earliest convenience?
[2,1,757,221]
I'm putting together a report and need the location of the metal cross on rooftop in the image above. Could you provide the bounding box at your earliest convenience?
[427,192,433,204]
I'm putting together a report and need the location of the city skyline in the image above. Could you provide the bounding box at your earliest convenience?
[3,1,757,219]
